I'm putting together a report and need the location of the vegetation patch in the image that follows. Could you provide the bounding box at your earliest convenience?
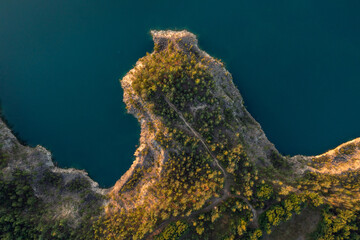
[154,221,188,240]
[0,151,8,169]
[39,169,64,187]
[120,166,146,192]
[269,150,289,169]
[338,142,357,156]
[310,155,332,169]
[66,177,91,192]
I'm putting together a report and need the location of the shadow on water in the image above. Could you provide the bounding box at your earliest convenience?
[0,99,29,147]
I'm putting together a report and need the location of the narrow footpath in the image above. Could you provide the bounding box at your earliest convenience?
[145,98,258,239]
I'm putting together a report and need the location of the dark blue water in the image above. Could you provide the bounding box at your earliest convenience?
[0,1,359,187]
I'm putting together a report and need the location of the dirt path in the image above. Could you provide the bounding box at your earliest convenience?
[164,97,227,177]
[144,98,258,239]
[231,194,258,228]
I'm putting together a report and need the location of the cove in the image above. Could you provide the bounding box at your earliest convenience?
[0,0,359,187]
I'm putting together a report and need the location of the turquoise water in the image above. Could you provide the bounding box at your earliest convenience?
[0,1,359,187]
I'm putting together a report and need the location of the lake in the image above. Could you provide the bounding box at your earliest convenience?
[0,0,359,187]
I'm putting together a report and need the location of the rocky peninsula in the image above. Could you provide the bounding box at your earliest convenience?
[1,30,359,240]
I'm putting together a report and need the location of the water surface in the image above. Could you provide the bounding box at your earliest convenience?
[0,0,359,187]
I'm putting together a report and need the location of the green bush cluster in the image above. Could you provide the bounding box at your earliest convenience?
[154,221,188,240]
[120,166,145,192]
[39,170,63,187]
[0,148,8,169]
[269,150,289,169]
[311,206,360,240]
[256,183,274,201]
[66,176,91,192]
